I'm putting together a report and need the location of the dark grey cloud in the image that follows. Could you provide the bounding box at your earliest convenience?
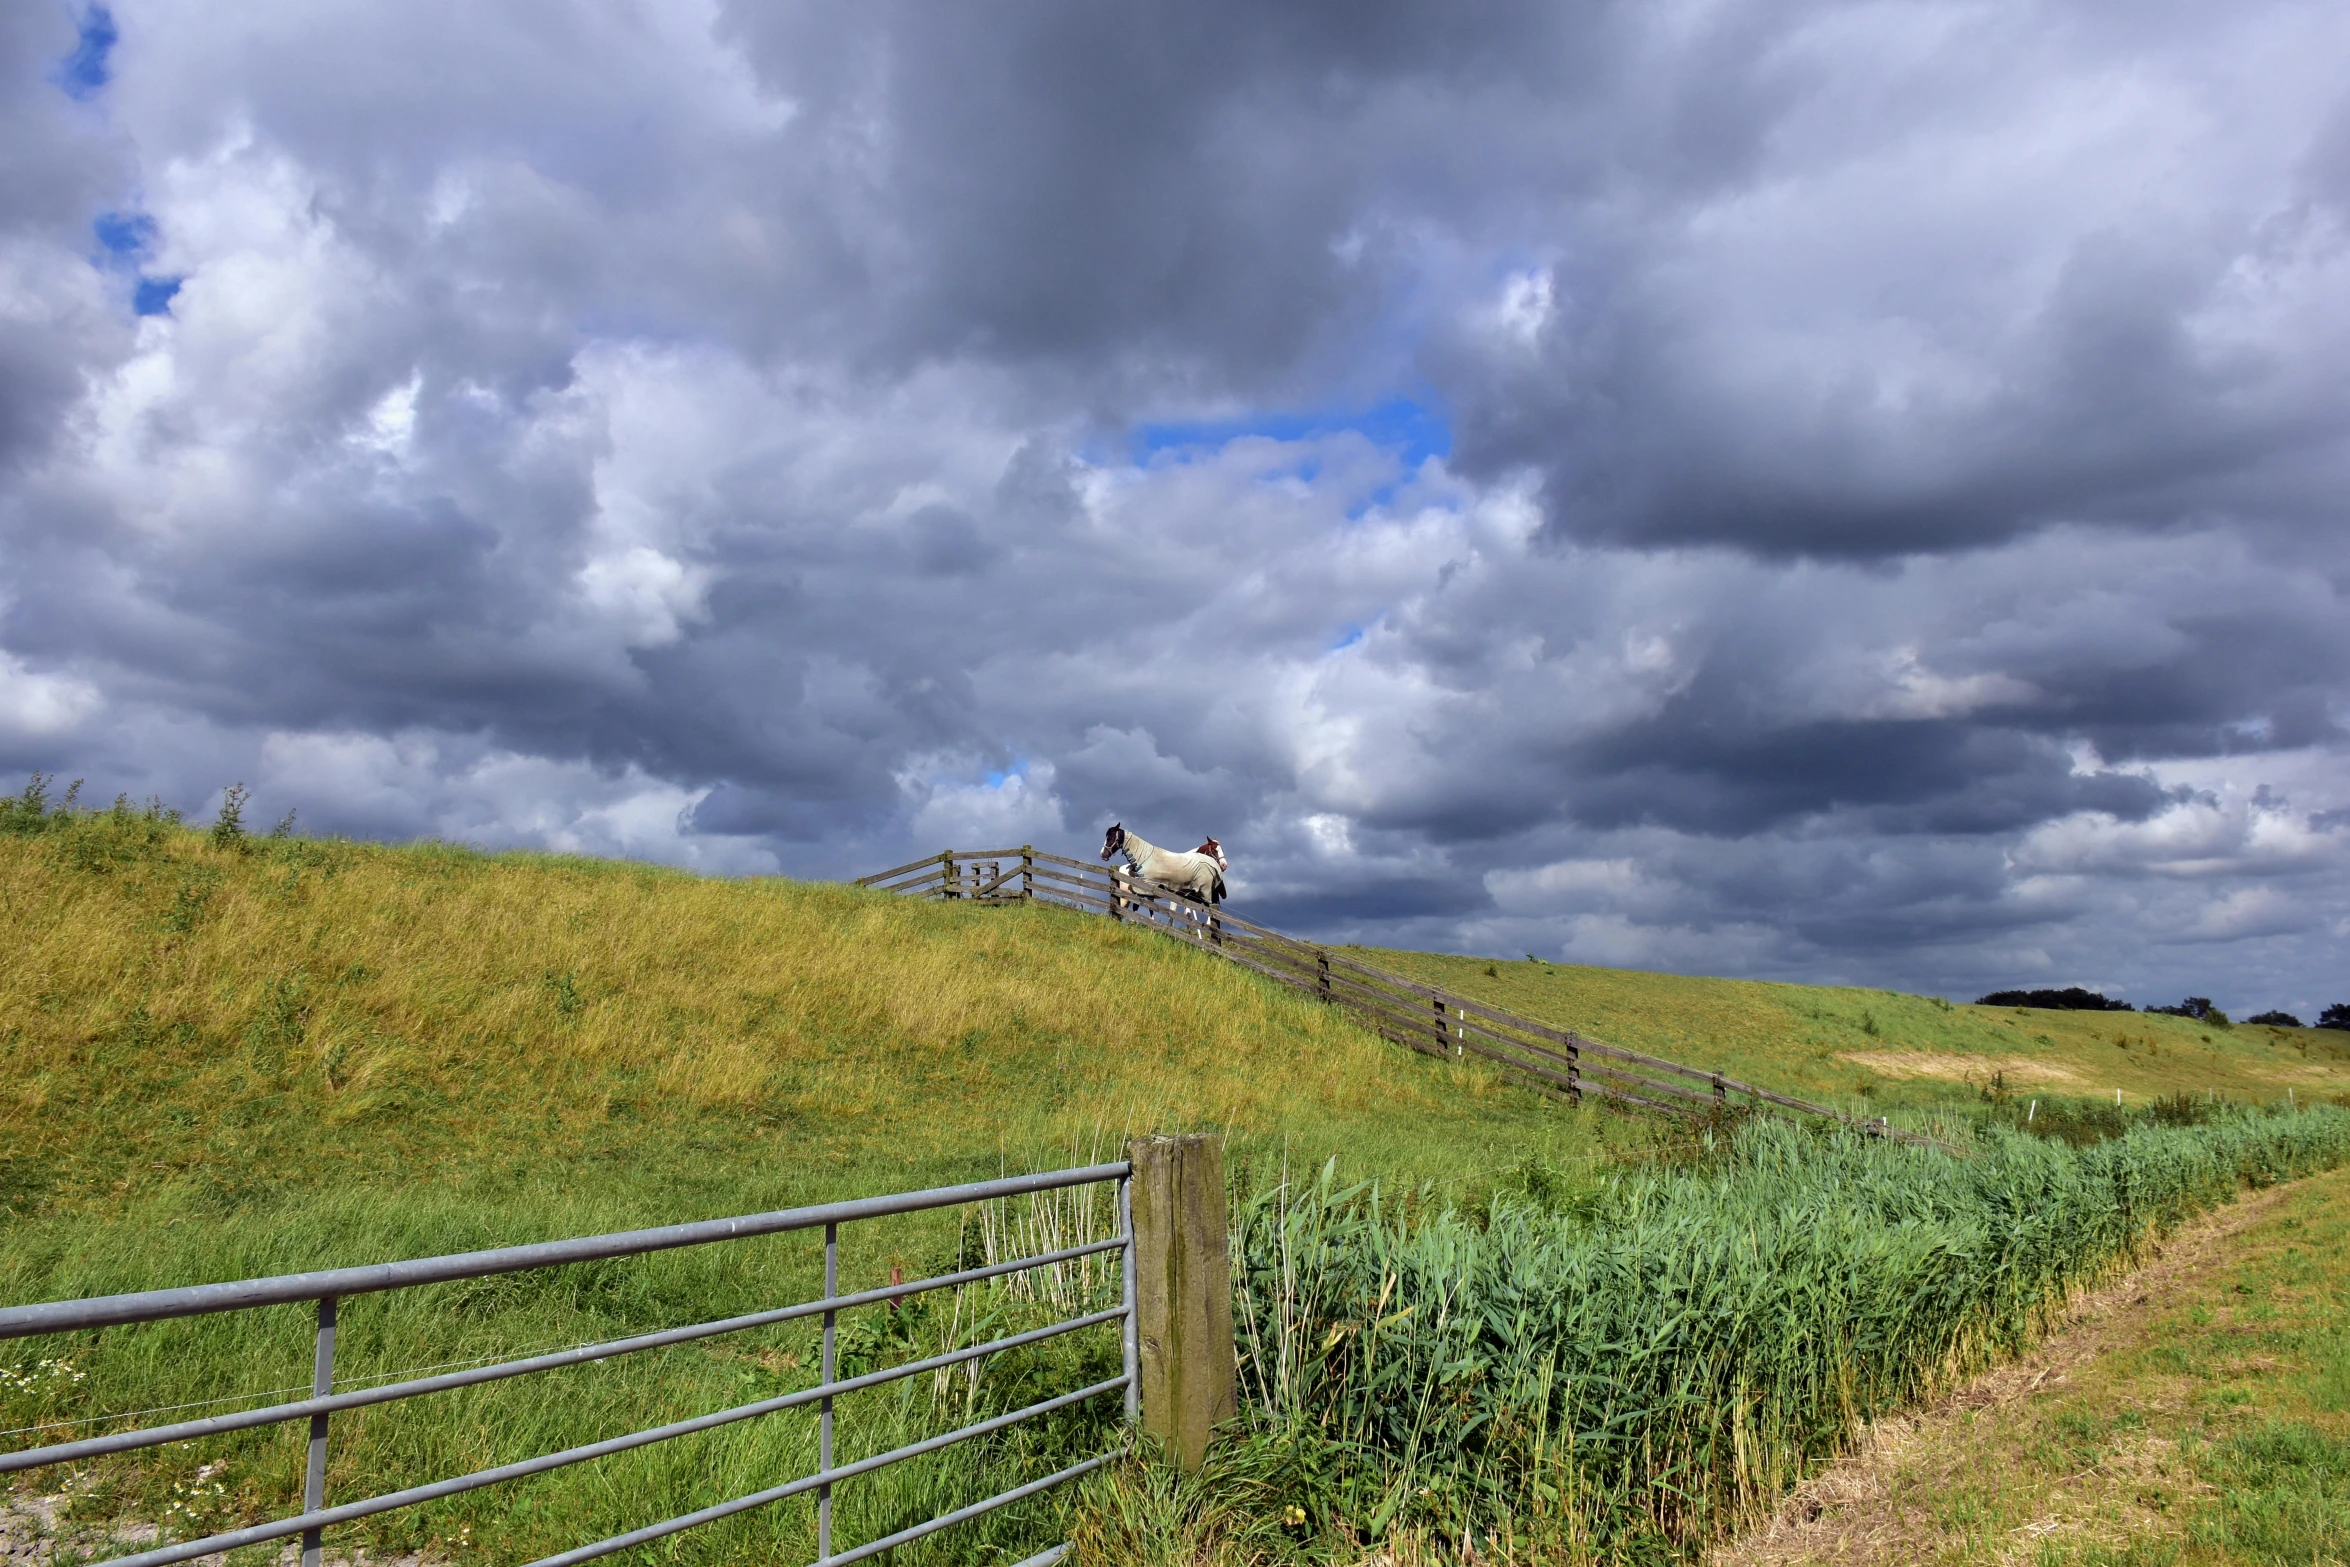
[1,0,2347,1019]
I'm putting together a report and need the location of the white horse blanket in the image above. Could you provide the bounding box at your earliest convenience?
[1100,824,1225,905]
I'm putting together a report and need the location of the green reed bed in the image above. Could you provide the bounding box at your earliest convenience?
[1079,1104,2350,1564]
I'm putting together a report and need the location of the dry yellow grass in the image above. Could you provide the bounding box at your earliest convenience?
[1835,1051,2088,1088]
[0,821,1619,1220]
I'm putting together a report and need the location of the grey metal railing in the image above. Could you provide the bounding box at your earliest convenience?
[0,1164,1137,1567]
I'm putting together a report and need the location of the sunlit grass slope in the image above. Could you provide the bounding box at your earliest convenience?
[1353,947,2350,1119]
[0,811,1631,1240]
[0,808,1648,1564]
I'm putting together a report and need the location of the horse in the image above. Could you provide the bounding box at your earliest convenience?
[1100,823,1225,906]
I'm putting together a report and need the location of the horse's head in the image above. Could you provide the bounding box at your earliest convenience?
[1100,823,1125,861]
[1195,836,1227,870]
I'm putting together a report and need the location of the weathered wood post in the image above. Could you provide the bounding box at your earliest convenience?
[1128,1133,1235,1472]
[941,850,958,900]
[1317,951,1332,1001]
[1713,1071,1727,1108]
[1021,844,1034,901]
[1431,996,1449,1057]
[1566,1038,1581,1105]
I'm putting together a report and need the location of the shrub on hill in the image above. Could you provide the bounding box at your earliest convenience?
[2320,1004,2350,1032]
[2246,1010,2304,1028]
[2150,996,2231,1025]
[1974,986,2133,1010]
[0,773,68,834]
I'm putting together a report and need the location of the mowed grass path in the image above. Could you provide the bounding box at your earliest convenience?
[1719,1163,2350,1566]
[1353,948,2350,1120]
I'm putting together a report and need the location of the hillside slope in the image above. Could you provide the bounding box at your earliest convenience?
[1356,946,2350,1118]
[0,811,1614,1238]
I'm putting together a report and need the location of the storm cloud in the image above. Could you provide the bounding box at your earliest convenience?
[3,0,2347,1017]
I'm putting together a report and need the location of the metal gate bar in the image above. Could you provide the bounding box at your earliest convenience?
[0,1163,1137,1567]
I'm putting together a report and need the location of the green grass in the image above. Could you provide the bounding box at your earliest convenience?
[1353,948,2350,1123]
[9,790,2350,1566]
[0,801,1651,1227]
[0,794,1640,1567]
[1073,1106,2350,1565]
[1726,1161,2350,1565]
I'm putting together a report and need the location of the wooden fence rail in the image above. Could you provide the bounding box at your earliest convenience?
[855,846,1947,1150]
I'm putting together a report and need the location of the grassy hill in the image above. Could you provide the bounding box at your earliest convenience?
[6,799,2349,1565]
[0,804,1639,1567]
[0,806,1624,1238]
[1356,946,2350,1119]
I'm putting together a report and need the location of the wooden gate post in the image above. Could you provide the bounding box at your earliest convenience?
[1128,1134,1235,1472]
[941,850,958,900]
[1021,844,1034,901]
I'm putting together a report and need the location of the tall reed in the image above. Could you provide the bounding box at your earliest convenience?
[1194,1105,2350,1560]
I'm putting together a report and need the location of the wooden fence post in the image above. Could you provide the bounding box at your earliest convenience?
[1021,844,1034,901]
[941,850,958,900]
[1317,951,1331,1001]
[1431,996,1449,1057]
[1128,1133,1235,1472]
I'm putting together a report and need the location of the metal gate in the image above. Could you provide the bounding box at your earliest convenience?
[0,1163,1137,1567]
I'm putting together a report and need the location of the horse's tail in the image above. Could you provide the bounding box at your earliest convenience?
[1211,871,1226,904]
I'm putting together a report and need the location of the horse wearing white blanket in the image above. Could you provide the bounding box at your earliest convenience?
[1099,823,1225,906]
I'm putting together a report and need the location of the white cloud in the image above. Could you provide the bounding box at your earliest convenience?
[575,546,709,649]
[2014,783,2344,880]
[1,0,2346,1021]
[0,654,102,736]
[902,759,1068,848]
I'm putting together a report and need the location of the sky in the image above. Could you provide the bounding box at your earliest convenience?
[2,0,2346,1016]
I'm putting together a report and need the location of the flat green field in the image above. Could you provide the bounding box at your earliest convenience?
[1354,947,2350,1122]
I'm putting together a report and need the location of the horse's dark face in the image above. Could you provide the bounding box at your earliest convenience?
[1100,823,1125,861]
[1195,836,1226,870]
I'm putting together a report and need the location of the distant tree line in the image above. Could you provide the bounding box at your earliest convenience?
[1974,986,2350,1032]
[1975,988,2133,1011]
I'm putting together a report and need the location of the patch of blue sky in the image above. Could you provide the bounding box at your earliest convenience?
[1328,624,1367,653]
[1128,393,1453,471]
[982,758,1032,789]
[93,210,155,263]
[133,276,182,316]
[55,5,117,100]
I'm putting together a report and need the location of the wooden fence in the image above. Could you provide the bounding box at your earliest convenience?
[855,846,1944,1149]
